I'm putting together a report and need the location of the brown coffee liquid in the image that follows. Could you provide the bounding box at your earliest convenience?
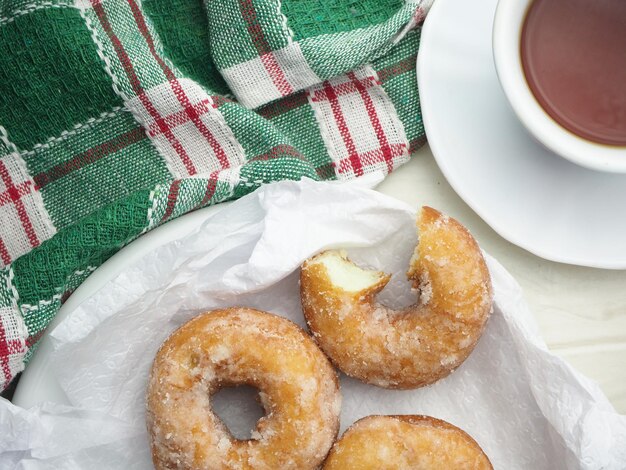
[521,0,626,146]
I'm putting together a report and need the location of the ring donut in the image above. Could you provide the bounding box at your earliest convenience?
[146,308,341,469]
[300,207,493,389]
[323,415,493,469]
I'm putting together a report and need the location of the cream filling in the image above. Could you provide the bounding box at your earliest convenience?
[315,251,385,292]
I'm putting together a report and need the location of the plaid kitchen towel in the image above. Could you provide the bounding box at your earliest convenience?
[0,0,431,391]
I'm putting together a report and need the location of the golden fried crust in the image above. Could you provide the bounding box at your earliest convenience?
[146,308,341,470]
[323,415,493,470]
[300,207,493,389]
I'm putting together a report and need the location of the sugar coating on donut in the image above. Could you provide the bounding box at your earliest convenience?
[300,207,493,389]
[146,308,341,470]
[323,415,493,469]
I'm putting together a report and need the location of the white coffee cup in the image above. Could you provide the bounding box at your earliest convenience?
[492,0,626,173]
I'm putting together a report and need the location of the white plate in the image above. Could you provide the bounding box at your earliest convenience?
[13,203,229,407]
[417,0,626,269]
[8,177,626,469]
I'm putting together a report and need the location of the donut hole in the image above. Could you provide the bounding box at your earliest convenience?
[375,275,418,310]
[212,385,266,440]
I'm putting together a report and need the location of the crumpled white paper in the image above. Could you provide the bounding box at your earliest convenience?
[1,178,625,470]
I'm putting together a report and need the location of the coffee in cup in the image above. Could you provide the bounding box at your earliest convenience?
[520,0,626,146]
[493,0,626,172]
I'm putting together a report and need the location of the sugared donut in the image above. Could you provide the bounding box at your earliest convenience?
[300,207,493,389]
[323,415,493,469]
[146,308,341,470]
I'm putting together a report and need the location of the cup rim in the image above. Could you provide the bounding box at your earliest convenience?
[492,0,626,173]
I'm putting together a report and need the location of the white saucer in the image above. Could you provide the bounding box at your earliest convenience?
[417,0,626,269]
